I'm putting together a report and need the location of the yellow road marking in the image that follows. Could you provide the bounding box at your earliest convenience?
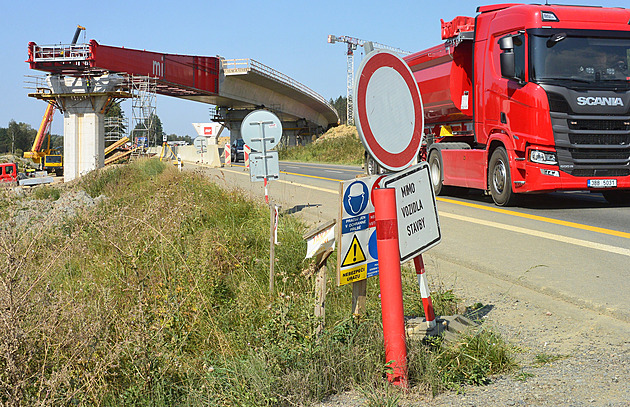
[441,212,630,257]
[214,164,630,241]
[437,197,630,239]
[218,166,339,194]
[280,170,342,182]
[229,164,345,182]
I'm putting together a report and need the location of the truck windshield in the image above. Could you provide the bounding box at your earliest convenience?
[530,33,630,88]
[45,155,62,164]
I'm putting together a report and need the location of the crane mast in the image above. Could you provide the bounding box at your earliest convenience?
[328,35,411,125]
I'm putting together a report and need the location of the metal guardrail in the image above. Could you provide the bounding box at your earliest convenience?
[31,43,91,62]
[222,58,337,114]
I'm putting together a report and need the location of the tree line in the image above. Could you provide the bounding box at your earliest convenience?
[329,95,348,125]
[0,120,62,155]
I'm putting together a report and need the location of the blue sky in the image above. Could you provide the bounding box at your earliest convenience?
[1,0,627,137]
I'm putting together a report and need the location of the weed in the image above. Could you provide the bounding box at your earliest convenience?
[407,328,517,394]
[33,185,61,201]
[534,352,567,365]
[514,370,535,381]
[360,379,402,407]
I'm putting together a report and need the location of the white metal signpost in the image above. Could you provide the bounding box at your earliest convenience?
[382,162,441,261]
[240,109,283,293]
[241,109,282,202]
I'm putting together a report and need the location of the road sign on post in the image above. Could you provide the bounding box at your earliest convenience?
[354,50,424,172]
[241,109,283,203]
[249,151,280,182]
[337,176,382,286]
[382,162,441,262]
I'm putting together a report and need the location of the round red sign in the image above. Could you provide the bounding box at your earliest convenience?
[354,50,424,172]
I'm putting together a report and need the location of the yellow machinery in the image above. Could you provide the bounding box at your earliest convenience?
[24,103,64,176]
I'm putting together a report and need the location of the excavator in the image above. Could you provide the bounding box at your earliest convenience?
[24,103,63,176]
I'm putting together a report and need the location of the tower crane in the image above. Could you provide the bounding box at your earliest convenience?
[327,35,411,125]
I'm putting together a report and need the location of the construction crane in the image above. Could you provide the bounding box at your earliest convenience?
[327,35,412,125]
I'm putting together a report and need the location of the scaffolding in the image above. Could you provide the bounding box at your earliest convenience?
[104,116,128,143]
[129,76,157,147]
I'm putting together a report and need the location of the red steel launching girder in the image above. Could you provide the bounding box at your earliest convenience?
[27,40,220,97]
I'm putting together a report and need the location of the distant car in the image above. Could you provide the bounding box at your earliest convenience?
[231,139,245,162]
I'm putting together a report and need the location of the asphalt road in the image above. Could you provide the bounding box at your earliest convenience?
[194,160,630,325]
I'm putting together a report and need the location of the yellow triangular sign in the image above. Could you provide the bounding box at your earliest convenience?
[342,235,367,267]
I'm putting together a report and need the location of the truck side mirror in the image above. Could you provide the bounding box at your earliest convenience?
[499,36,516,79]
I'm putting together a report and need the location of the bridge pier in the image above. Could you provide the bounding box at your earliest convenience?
[214,107,323,147]
[48,74,125,182]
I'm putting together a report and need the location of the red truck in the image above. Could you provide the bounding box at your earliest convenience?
[404,3,630,205]
[0,163,18,185]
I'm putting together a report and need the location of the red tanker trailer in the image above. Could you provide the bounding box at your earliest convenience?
[402,3,630,205]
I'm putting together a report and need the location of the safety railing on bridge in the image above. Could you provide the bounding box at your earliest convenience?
[30,43,91,62]
[222,58,336,114]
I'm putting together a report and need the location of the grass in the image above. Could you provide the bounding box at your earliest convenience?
[32,185,61,201]
[534,352,567,365]
[0,158,517,406]
[278,125,365,165]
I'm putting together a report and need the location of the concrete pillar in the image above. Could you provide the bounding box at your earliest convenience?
[47,74,124,182]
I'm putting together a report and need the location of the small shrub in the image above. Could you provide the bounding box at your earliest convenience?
[534,352,567,365]
[434,328,517,389]
[33,185,61,201]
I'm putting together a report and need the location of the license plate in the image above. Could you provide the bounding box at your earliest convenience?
[588,179,617,188]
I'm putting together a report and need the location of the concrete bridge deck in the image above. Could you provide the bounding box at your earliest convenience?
[28,40,339,131]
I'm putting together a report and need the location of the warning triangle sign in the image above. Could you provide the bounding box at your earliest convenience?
[342,235,367,267]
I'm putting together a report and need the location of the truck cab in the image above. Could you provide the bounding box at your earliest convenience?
[42,154,63,176]
[406,4,630,205]
[0,163,18,185]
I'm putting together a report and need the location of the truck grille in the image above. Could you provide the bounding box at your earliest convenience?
[572,168,630,177]
[568,119,630,131]
[569,134,630,145]
[550,113,630,177]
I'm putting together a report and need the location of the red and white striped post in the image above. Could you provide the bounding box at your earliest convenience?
[413,255,436,329]
[373,187,408,387]
[264,177,269,204]
[224,143,231,166]
[244,144,251,168]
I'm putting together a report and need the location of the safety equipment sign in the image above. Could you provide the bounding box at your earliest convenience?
[337,176,382,286]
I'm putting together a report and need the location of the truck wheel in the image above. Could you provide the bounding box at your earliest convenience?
[602,190,630,205]
[428,149,444,195]
[366,155,380,176]
[488,147,516,206]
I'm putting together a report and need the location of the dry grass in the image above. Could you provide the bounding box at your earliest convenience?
[0,159,516,406]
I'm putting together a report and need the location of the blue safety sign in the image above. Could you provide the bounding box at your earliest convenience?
[342,180,369,217]
[338,177,381,286]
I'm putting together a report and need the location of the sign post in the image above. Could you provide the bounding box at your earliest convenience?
[304,220,336,336]
[352,49,431,387]
[241,109,283,294]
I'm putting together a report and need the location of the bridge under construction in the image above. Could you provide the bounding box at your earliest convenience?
[27,39,339,181]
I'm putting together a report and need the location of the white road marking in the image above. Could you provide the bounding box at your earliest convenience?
[212,165,629,256]
[441,212,630,258]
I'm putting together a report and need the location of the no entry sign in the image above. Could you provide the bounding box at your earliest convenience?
[354,50,424,172]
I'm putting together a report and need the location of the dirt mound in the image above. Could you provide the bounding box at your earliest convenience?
[314,125,358,144]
